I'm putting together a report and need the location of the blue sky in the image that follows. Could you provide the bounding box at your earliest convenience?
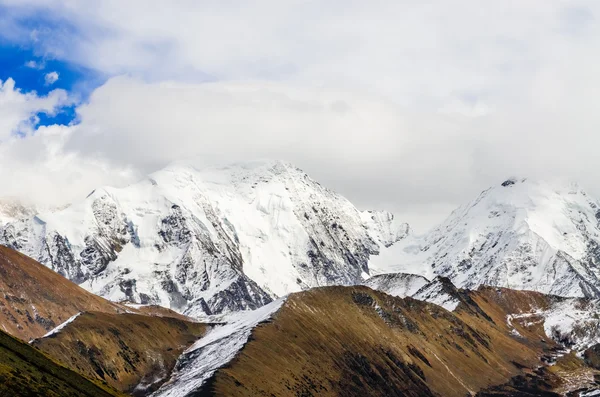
[0,41,104,126]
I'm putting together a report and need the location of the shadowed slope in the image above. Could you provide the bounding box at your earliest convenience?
[0,326,124,397]
[32,311,209,395]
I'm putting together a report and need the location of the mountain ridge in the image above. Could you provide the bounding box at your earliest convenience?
[371,177,600,299]
[0,160,408,317]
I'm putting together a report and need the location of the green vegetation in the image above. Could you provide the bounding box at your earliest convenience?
[0,327,124,397]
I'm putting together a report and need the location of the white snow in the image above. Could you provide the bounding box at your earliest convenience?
[0,160,408,316]
[41,312,82,338]
[412,278,460,311]
[153,298,285,397]
[371,178,600,299]
[503,297,600,354]
[364,273,461,311]
[363,273,429,298]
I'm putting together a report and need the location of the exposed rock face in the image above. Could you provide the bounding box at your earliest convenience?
[371,178,600,299]
[0,160,408,317]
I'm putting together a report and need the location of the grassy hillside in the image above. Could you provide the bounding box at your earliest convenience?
[33,311,208,395]
[0,245,127,341]
[0,326,124,397]
[198,286,561,397]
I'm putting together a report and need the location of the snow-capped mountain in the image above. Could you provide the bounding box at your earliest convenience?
[362,272,428,298]
[371,178,600,298]
[0,160,408,317]
[0,198,37,226]
[364,273,462,311]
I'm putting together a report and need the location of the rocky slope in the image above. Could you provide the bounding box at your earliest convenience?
[0,245,127,341]
[0,160,408,317]
[152,284,600,397]
[371,178,600,299]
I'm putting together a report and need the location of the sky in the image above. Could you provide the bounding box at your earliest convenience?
[0,1,598,232]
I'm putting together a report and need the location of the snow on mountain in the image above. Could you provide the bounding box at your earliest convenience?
[411,277,461,311]
[367,271,600,355]
[0,160,408,317]
[40,312,82,339]
[364,273,461,311]
[361,210,409,248]
[153,298,285,397]
[0,198,37,226]
[371,178,600,299]
[362,272,428,298]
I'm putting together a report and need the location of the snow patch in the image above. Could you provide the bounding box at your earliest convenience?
[41,312,81,338]
[153,298,286,397]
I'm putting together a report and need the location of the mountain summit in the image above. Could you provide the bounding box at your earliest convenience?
[0,160,408,317]
[372,178,600,298]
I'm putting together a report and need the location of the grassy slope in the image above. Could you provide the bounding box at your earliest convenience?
[0,245,127,341]
[0,326,124,397]
[32,311,208,395]
[199,286,557,397]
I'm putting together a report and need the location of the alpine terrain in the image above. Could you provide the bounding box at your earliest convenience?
[150,281,600,396]
[0,160,408,317]
[371,178,600,299]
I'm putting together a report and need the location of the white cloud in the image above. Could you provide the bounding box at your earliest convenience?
[44,71,59,85]
[0,2,599,230]
[60,72,600,231]
[0,79,133,207]
[1,1,597,107]
[0,124,138,207]
[0,78,69,140]
[24,60,44,70]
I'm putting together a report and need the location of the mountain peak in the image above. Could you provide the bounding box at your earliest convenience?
[372,177,600,300]
[1,159,408,317]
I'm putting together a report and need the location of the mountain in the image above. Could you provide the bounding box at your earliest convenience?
[0,326,124,397]
[366,271,600,355]
[0,198,37,225]
[151,284,600,396]
[371,178,600,299]
[0,160,408,317]
[362,272,429,298]
[0,245,127,341]
[31,312,209,396]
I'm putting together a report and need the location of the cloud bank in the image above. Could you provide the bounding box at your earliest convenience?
[0,1,599,230]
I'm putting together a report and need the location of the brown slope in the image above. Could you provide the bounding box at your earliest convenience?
[198,286,555,397]
[32,311,209,395]
[128,304,198,321]
[0,325,125,397]
[0,245,128,341]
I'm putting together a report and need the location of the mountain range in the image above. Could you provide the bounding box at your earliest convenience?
[370,177,600,299]
[3,161,600,395]
[0,160,408,317]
